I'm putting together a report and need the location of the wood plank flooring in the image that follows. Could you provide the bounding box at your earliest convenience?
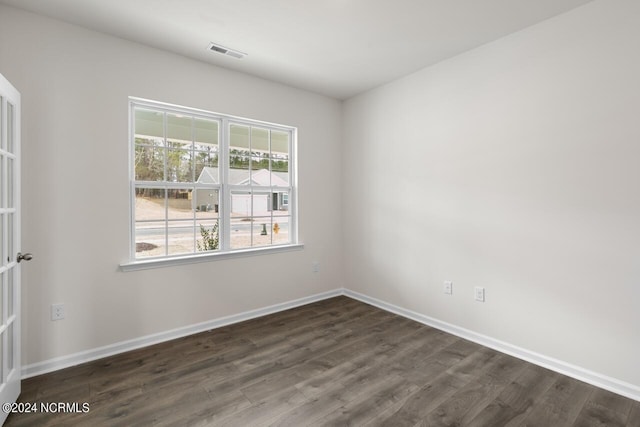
[5,296,640,426]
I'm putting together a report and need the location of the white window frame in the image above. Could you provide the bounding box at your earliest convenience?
[121,97,302,271]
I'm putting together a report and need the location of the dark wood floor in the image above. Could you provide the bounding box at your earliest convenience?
[5,296,640,426]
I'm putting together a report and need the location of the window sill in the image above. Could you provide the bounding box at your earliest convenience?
[120,243,304,272]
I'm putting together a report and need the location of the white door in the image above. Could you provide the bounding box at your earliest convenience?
[0,73,25,424]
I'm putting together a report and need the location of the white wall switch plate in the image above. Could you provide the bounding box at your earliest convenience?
[474,287,485,302]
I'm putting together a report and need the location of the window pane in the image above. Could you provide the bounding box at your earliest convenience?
[195,152,218,183]
[194,118,218,149]
[135,186,167,258]
[251,127,269,154]
[7,268,14,316]
[135,108,165,181]
[252,192,271,216]
[0,156,3,208]
[229,125,250,178]
[166,149,193,182]
[272,191,290,212]
[229,168,250,186]
[7,213,13,263]
[167,220,196,256]
[252,217,272,247]
[271,130,289,156]
[167,189,194,220]
[229,150,250,174]
[230,124,250,150]
[135,108,164,138]
[194,118,219,185]
[166,114,193,183]
[253,154,270,171]
[194,151,220,184]
[270,130,289,184]
[230,152,250,174]
[230,190,252,249]
[0,272,4,319]
[0,214,3,265]
[270,166,289,186]
[7,102,14,154]
[135,142,164,181]
[135,188,166,221]
[0,97,3,151]
[167,114,192,147]
[231,191,252,217]
[230,216,252,249]
[196,219,219,252]
[7,323,13,371]
[272,216,290,245]
[0,331,3,381]
[194,147,220,184]
[135,220,166,258]
[194,189,219,218]
[7,157,13,208]
[250,155,270,185]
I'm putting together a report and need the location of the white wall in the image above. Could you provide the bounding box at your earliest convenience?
[343,0,640,389]
[0,5,343,366]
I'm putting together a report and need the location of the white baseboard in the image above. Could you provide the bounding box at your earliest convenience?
[22,287,640,403]
[21,288,343,379]
[343,289,640,403]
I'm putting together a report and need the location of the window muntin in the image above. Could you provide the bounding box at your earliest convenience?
[130,99,296,261]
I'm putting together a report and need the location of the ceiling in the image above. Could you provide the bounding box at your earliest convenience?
[0,0,594,99]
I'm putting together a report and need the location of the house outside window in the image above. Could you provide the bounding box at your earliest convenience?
[129,98,297,262]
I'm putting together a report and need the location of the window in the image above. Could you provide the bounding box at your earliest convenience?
[129,98,297,262]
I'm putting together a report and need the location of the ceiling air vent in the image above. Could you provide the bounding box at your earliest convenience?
[207,42,247,59]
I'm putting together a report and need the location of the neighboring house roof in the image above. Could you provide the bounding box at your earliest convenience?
[197,167,288,187]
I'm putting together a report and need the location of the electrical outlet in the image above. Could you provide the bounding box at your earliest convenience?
[474,287,485,302]
[51,304,65,321]
[443,281,453,295]
[312,262,320,273]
